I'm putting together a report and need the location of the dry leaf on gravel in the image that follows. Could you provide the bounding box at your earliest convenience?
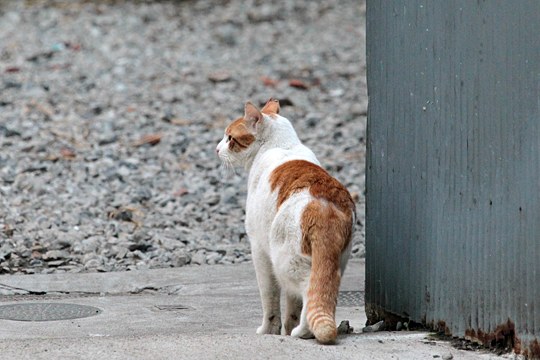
[170,118,192,126]
[133,133,162,147]
[60,147,76,159]
[173,188,189,197]
[5,66,21,73]
[288,79,309,90]
[260,76,279,87]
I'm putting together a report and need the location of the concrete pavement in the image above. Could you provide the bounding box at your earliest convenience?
[0,260,507,359]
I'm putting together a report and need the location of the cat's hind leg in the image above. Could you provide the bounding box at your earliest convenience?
[291,296,315,339]
[253,249,282,335]
[282,293,302,335]
[290,294,314,339]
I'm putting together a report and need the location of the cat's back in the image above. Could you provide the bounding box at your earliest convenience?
[269,159,354,214]
[247,144,319,194]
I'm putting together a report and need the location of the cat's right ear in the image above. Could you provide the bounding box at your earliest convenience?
[244,102,262,132]
[261,98,280,115]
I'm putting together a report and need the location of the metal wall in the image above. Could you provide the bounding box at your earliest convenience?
[365,1,540,357]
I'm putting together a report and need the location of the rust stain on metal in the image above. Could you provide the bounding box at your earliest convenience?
[373,306,540,358]
[465,319,522,355]
[522,339,540,359]
[431,318,540,358]
[436,320,451,336]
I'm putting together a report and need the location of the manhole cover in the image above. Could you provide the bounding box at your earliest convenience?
[337,291,363,307]
[0,303,102,321]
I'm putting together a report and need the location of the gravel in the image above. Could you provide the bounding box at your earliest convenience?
[0,0,367,275]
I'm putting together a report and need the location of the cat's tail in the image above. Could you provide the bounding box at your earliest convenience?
[302,200,353,345]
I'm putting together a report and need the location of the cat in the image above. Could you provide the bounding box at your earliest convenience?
[216,99,355,344]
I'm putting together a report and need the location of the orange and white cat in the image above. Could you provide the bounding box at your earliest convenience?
[216,99,355,344]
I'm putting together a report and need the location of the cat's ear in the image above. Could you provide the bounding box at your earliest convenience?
[261,98,280,115]
[244,102,262,132]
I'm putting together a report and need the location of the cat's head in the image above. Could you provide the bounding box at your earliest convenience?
[216,98,280,168]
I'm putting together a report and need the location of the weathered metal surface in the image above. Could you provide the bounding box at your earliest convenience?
[0,303,102,321]
[365,0,540,357]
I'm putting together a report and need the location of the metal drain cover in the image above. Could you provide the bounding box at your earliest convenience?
[337,291,364,307]
[0,303,102,322]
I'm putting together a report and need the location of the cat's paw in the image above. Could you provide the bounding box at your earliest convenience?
[283,316,300,335]
[256,317,282,335]
[291,325,314,339]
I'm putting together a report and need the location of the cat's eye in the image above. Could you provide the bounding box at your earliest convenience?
[228,135,232,142]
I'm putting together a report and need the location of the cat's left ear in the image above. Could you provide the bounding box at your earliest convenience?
[244,102,262,132]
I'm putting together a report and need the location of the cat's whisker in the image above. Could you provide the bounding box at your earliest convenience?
[219,156,237,177]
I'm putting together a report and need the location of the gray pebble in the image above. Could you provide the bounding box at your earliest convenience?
[47,259,67,267]
[171,250,190,267]
[132,187,152,203]
[337,320,354,335]
[191,250,207,265]
[42,250,70,261]
[84,258,102,269]
[0,244,13,261]
[362,320,385,333]
[206,251,224,265]
[220,186,238,205]
[115,247,129,260]
[98,134,118,146]
[214,23,239,46]
[205,193,221,206]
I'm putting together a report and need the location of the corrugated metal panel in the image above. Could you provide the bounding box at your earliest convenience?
[365,1,540,357]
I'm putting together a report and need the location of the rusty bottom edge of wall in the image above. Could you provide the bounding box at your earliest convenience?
[365,302,540,359]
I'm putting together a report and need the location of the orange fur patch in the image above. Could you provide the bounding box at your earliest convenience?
[269,159,354,344]
[300,200,353,256]
[269,159,354,255]
[269,160,354,214]
[225,117,256,152]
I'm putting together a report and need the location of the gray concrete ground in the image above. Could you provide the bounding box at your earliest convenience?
[0,260,507,359]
